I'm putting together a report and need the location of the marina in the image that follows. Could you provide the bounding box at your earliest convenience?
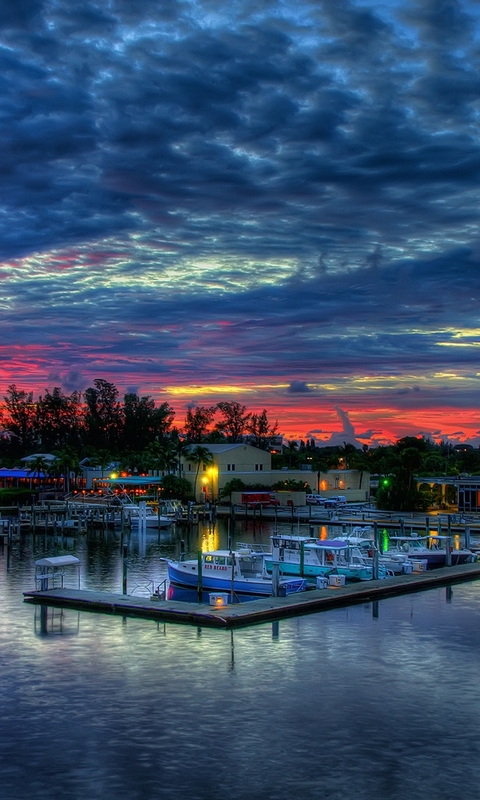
[3,510,480,799]
[23,561,480,628]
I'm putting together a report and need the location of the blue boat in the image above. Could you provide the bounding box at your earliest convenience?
[165,547,307,596]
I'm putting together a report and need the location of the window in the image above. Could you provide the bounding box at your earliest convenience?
[227,464,236,471]
[255,464,263,471]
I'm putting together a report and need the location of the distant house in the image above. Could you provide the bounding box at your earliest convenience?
[181,444,271,501]
[180,444,370,503]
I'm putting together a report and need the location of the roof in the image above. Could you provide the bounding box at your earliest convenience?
[100,477,164,486]
[21,453,57,462]
[35,556,80,567]
[0,468,44,478]
[186,443,260,454]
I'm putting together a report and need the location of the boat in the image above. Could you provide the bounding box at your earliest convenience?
[122,503,174,529]
[165,547,307,596]
[331,528,410,574]
[385,535,476,568]
[264,535,391,581]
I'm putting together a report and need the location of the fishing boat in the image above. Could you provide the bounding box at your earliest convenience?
[331,529,409,574]
[264,535,390,581]
[165,547,307,596]
[385,535,476,568]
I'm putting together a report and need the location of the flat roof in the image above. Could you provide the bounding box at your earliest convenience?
[96,477,164,486]
[35,556,80,567]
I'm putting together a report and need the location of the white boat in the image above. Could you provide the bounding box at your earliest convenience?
[332,528,409,574]
[385,535,476,568]
[122,504,174,529]
[264,535,390,581]
[165,547,307,596]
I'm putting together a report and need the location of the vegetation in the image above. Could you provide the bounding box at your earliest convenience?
[1,379,479,511]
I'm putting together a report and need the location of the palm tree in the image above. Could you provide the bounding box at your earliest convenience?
[26,455,53,489]
[52,448,80,494]
[187,445,214,501]
[286,440,299,468]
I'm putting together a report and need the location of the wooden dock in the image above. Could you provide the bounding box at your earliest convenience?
[23,562,480,629]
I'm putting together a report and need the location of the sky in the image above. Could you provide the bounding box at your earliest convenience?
[2,0,480,447]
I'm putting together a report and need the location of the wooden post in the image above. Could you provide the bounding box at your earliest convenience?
[465,525,471,550]
[272,562,279,596]
[197,550,203,601]
[445,536,452,567]
[372,548,379,580]
[425,516,430,536]
[230,550,235,605]
[373,520,379,551]
[122,543,128,595]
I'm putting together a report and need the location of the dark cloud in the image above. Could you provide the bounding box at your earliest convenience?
[287,381,312,393]
[1,0,480,441]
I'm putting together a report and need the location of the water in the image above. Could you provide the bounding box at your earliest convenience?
[1,519,480,800]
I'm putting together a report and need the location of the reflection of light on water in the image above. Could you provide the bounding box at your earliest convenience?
[200,524,218,552]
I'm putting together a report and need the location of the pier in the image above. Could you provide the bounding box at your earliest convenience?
[23,561,480,629]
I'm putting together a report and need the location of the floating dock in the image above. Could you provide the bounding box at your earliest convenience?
[23,562,480,629]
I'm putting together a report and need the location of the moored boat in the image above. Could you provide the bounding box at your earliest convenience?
[264,534,390,581]
[165,547,307,596]
[385,535,476,568]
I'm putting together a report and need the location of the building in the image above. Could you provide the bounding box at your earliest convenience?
[181,444,271,502]
[181,444,370,503]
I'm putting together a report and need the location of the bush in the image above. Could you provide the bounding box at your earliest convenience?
[0,487,38,506]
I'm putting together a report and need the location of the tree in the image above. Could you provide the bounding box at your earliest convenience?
[3,385,37,452]
[52,447,81,494]
[219,478,247,499]
[26,455,53,486]
[215,401,250,442]
[183,405,216,442]
[247,409,278,449]
[83,379,122,452]
[36,388,82,451]
[159,474,193,501]
[285,440,299,468]
[122,393,175,451]
[186,445,214,500]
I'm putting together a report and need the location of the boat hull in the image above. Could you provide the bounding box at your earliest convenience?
[166,560,306,596]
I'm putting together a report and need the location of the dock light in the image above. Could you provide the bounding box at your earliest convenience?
[110,472,118,479]
[209,592,229,607]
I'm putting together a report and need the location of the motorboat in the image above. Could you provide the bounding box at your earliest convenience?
[264,535,391,581]
[385,535,476,568]
[331,528,409,574]
[165,547,307,596]
[121,503,174,529]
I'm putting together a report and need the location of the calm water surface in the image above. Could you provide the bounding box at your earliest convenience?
[1,519,480,800]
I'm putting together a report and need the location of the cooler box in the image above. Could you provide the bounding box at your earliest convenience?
[411,559,428,572]
[402,560,413,574]
[328,574,346,587]
[316,576,328,590]
[209,593,230,607]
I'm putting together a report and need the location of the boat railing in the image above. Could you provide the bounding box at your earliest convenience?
[235,541,271,554]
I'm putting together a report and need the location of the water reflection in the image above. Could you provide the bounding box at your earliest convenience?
[1,522,480,800]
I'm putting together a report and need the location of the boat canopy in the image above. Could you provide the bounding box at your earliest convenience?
[101,477,164,486]
[35,556,80,567]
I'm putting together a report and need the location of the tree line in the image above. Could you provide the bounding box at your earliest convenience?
[0,379,278,469]
[1,379,479,510]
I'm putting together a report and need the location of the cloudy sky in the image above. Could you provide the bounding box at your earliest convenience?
[2,0,480,445]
